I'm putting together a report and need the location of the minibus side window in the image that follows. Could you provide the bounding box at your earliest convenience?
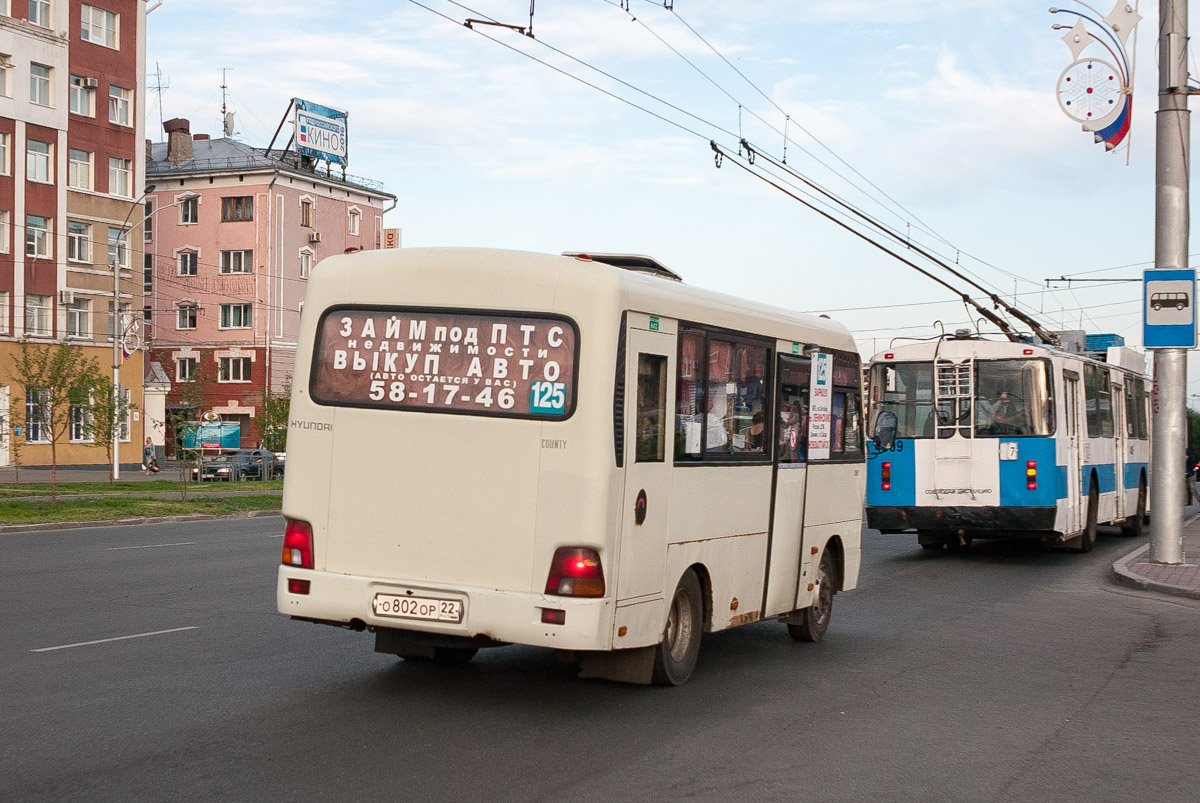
[777,356,810,464]
[636,354,667,462]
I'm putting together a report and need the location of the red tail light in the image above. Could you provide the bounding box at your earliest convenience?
[544,547,605,597]
[1026,460,1037,490]
[881,461,892,491]
[282,518,314,569]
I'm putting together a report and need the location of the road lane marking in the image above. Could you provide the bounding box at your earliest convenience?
[31,626,199,653]
[105,542,196,550]
[267,534,284,538]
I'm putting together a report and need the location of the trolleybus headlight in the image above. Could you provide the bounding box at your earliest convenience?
[881,461,892,491]
[1026,460,1037,491]
[544,547,605,597]
[282,518,315,569]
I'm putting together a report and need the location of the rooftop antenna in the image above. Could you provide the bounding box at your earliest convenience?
[149,62,169,142]
[220,67,235,137]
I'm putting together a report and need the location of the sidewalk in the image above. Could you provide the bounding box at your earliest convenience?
[0,462,185,484]
[1112,495,1200,600]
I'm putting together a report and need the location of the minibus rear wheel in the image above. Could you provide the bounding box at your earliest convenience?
[652,569,703,686]
[788,550,835,642]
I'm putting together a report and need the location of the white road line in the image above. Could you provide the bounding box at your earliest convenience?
[31,626,199,653]
[267,534,284,538]
[105,542,196,550]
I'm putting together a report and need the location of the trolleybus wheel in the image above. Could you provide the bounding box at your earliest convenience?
[917,530,944,550]
[787,550,836,643]
[1120,480,1147,538]
[652,569,703,686]
[1074,486,1099,553]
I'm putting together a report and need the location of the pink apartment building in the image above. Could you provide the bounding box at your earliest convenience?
[144,118,395,448]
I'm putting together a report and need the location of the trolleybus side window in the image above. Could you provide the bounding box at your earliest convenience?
[636,354,667,462]
[1083,364,1114,438]
[1124,378,1149,440]
[973,359,1054,438]
[675,325,770,462]
[873,362,936,439]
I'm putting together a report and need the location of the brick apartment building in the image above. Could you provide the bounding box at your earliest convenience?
[0,0,148,468]
[144,119,395,450]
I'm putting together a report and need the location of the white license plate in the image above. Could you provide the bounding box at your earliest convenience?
[372,593,463,623]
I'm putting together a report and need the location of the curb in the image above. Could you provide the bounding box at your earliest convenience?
[1110,508,1200,600]
[0,508,282,534]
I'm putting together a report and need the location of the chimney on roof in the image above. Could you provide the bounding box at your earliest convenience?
[163,118,193,164]
[193,133,210,141]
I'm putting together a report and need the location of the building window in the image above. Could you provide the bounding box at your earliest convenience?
[221,196,253,222]
[80,4,118,49]
[300,249,313,279]
[0,291,10,334]
[67,298,91,339]
[67,220,91,262]
[25,390,49,443]
[25,293,50,336]
[143,254,152,292]
[219,249,252,274]
[176,357,196,382]
[300,198,313,227]
[69,74,95,116]
[108,85,131,126]
[0,210,9,253]
[107,226,128,268]
[0,55,10,98]
[176,305,197,330]
[219,356,252,382]
[177,250,198,276]
[347,207,361,236]
[219,303,252,329]
[143,200,153,241]
[28,0,50,28]
[25,214,51,258]
[26,140,51,182]
[180,196,198,224]
[29,62,50,105]
[0,132,9,174]
[108,157,131,197]
[69,403,92,442]
[68,148,92,190]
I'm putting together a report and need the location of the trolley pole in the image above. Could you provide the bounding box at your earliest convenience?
[1150,0,1190,564]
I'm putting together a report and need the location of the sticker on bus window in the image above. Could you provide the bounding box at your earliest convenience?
[310,307,578,419]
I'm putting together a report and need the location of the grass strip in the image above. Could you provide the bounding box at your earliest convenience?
[0,479,283,498]
[0,494,282,525]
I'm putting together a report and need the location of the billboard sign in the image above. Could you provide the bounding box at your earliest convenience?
[294,99,348,166]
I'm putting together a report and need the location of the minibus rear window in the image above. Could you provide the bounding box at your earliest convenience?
[309,306,579,419]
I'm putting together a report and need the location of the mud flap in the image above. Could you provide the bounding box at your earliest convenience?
[577,645,656,684]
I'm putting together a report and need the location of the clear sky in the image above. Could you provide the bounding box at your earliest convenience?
[145,1,1200,398]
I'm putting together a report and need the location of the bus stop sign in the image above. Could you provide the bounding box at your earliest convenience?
[1143,268,1196,348]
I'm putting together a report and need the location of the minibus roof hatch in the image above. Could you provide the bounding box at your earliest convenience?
[563,252,684,282]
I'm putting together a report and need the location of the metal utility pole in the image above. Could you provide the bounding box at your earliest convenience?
[1150,0,1190,564]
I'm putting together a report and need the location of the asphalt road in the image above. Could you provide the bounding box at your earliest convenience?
[2,518,1197,802]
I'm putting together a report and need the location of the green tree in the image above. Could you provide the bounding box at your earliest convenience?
[166,360,216,500]
[9,342,104,501]
[257,377,291,455]
[87,374,135,485]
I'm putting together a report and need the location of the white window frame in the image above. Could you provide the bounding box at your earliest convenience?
[0,55,10,98]
[299,247,314,279]
[67,220,91,263]
[108,85,131,126]
[176,356,196,382]
[219,249,252,274]
[29,61,50,106]
[26,140,51,183]
[219,303,252,329]
[26,214,51,258]
[25,390,50,443]
[28,0,50,28]
[67,297,91,339]
[0,290,10,334]
[108,156,131,198]
[218,356,253,383]
[0,132,9,175]
[347,206,361,236]
[80,4,118,49]
[107,226,128,269]
[176,249,198,276]
[25,293,50,336]
[179,195,199,224]
[68,148,93,190]
[69,402,93,442]
[69,74,95,116]
[176,304,197,330]
[0,210,9,254]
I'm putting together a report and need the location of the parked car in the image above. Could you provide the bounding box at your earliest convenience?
[272,451,285,478]
[192,449,276,481]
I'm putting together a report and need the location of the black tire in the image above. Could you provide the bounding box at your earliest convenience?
[652,569,703,686]
[788,550,836,642]
[432,647,478,666]
[1074,485,1098,553]
[1120,480,1147,537]
[917,530,944,551]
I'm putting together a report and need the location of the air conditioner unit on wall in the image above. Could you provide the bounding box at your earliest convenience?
[81,76,98,88]
[308,232,322,244]
[59,290,74,305]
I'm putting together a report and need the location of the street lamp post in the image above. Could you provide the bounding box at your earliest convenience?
[109,187,199,480]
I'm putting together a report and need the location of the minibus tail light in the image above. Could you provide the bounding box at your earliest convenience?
[282,518,314,569]
[545,547,605,597]
[1026,460,1037,490]
[881,461,892,491]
